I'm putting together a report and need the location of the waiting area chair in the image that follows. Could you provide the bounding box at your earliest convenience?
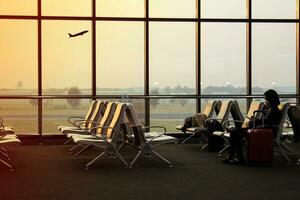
[124,103,177,168]
[182,100,233,149]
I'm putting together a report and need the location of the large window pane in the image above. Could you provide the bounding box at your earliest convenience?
[201,0,246,19]
[252,23,296,94]
[0,20,37,95]
[201,23,246,94]
[0,0,37,15]
[42,0,91,16]
[0,100,38,135]
[42,99,90,134]
[150,22,196,94]
[97,0,144,17]
[42,21,91,95]
[252,0,297,19]
[150,0,196,18]
[150,99,196,132]
[96,22,144,95]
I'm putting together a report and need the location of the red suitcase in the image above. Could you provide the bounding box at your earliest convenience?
[247,128,273,165]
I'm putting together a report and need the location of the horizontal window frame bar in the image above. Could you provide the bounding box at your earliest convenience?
[0,94,298,99]
[0,15,299,23]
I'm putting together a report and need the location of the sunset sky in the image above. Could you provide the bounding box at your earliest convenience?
[0,0,297,93]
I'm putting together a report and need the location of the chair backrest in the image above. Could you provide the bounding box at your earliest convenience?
[202,101,218,118]
[242,101,264,128]
[95,102,117,135]
[216,100,233,123]
[230,101,244,129]
[86,101,106,129]
[105,103,127,139]
[83,100,98,128]
[124,103,147,145]
[274,103,290,142]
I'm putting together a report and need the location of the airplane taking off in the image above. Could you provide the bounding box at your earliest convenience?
[68,30,88,38]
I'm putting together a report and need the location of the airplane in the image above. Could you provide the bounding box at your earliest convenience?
[68,30,88,38]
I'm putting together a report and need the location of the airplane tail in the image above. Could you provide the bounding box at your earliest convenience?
[68,33,72,37]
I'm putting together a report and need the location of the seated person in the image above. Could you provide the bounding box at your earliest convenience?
[223,89,281,165]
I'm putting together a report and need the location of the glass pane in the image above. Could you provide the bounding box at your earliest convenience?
[0,20,37,95]
[150,0,196,18]
[43,99,90,134]
[150,22,196,94]
[0,100,38,135]
[252,0,297,19]
[42,20,91,95]
[42,0,91,16]
[0,0,37,15]
[150,99,196,132]
[252,23,296,94]
[201,23,246,94]
[97,0,144,17]
[201,0,247,19]
[96,21,144,95]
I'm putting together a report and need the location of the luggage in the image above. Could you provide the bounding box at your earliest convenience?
[288,105,300,143]
[206,119,224,151]
[247,128,273,165]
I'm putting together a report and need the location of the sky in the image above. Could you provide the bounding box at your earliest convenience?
[0,0,298,93]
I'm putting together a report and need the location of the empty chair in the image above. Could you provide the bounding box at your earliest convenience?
[58,100,99,134]
[71,103,128,169]
[124,103,177,168]
[0,134,21,171]
[182,100,233,147]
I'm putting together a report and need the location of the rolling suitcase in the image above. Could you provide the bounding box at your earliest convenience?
[247,128,273,165]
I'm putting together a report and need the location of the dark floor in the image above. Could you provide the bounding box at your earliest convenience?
[1,143,300,200]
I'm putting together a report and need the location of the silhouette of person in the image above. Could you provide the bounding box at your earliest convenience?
[223,89,281,165]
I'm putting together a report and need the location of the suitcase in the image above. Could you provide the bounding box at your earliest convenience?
[247,128,273,165]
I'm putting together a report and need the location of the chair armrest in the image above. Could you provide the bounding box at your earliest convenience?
[222,119,244,130]
[67,116,85,125]
[0,125,6,138]
[142,126,167,142]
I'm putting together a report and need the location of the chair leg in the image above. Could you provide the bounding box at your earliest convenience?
[64,138,73,145]
[280,143,294,154]
[114,149,128,167]
[297,158,300,165]
[151,150,172,167]
[0,158,14,171]
[0,150,9,160]
[181,132,196,145]
[218,145,229,157]
[85,151,107,169]
[0,147,8,153]
[69,144,82,153]
[201,144,208,151]
[74,145,91,158]
[129,150,142,168]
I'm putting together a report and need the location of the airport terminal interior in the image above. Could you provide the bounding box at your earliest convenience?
[1,0,300,199]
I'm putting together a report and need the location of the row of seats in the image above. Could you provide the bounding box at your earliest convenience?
[177,100,296,164]
[58,101,177,169]
[0,117,21,171]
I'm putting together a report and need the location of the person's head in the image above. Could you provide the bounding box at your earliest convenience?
[264,89,280,107]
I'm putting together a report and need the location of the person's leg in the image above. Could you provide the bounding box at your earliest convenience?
[236,128,248,161]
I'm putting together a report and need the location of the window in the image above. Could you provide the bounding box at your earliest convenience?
[97,0,145,17]
[0,0,37,15]
[150,0,196,18]
[201,23,246,94]
[252,0,297,19]
[201,0,247,19]
[42,20,92,95]
[252,23,296,94]
[96,21,144,95]
[0,20,37,95]
[150,22,196,94]
[42,0,91,16]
